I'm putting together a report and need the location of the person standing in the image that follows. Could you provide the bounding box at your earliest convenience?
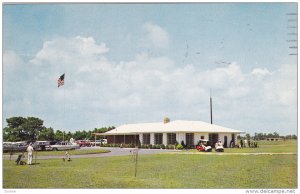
[229,139,234,148]
[240,138,244,148]
[244,139,248,148]
[26,143,34,165]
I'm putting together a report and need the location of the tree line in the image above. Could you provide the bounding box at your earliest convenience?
[239,132,297,140]
[3,116,114,142]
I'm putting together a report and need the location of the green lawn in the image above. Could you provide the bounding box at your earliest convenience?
[3,153,297,188]
[186,140,297,153]
[225,140,297,153]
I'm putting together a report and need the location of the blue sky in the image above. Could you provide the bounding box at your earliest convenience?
[3,3,297,135]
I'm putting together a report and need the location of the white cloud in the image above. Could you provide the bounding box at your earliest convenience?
[251,67,271,77]
[3,36,297,134]
[263,64,297,106]
[141,22,170,48]
[30,36,109,66]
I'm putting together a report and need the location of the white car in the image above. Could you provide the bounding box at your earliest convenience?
[50,142,80,151]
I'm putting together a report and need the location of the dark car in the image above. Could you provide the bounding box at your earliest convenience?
[33,141,51,151]
[3,142,28,153]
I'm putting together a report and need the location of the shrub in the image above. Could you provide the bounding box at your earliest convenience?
[160,144,165,149]
[176,144,183,150]
[149,144,152,149]
[129,143,135,148]
[114,144,120,147]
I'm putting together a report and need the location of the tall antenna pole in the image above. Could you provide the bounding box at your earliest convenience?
[210,89,213,124]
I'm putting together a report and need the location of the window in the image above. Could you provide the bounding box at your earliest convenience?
[186,133,194,147]
[143,133,150,144]
[167,133,176,145]
[154,133,163,144]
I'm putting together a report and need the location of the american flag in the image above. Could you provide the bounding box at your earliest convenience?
[57,74,65,87]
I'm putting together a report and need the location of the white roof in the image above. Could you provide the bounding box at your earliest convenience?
[101,120,243,135]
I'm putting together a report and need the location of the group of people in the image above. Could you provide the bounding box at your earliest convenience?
[229,138,258,148]
[238,138,258,148]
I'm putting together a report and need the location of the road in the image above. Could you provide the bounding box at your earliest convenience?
[4,147,295,161]
[3,147,179,160]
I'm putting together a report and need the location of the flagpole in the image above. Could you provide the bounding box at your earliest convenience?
[58,73,66,142]
[63,78,66,141]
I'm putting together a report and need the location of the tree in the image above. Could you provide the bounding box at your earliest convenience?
[4,117,27,141]
[54,130,64,141]
[4,116,44,141]
[273,132,279,138]
[73,130,83,140]
[291,134,297,139]
[65,131,73,141]
[23,117,44,141]
[3,127,19,142]
[38,127,55,141]
[245,133,250,140]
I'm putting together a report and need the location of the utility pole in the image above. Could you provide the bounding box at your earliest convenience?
[210,89,213,124]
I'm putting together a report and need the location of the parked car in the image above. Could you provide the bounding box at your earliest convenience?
[3,142,13,152]
[76,140,92,147]
[33,141,51,151]
[3,141,28,153]
[89,139,108,146]
[100,139,107,144]
[49,141,80,151]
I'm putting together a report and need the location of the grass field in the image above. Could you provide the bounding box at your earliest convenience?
[187,140,297,153]
[3,140,297,189]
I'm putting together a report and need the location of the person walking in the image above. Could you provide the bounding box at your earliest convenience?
[26,143,34,165]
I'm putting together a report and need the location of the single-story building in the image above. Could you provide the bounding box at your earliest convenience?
[266,138,283,141]
[94,119,243,148]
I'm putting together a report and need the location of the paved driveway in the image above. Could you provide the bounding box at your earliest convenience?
[3,147,178,160]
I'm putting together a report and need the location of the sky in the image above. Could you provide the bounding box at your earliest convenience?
[2,3,298,135]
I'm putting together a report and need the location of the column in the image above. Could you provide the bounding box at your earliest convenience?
[162,133,167,145]
[150,133,155,145]
[139,134,143,145]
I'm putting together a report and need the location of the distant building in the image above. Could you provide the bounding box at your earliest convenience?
[266,138,283,141]
[94,119,243,147]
